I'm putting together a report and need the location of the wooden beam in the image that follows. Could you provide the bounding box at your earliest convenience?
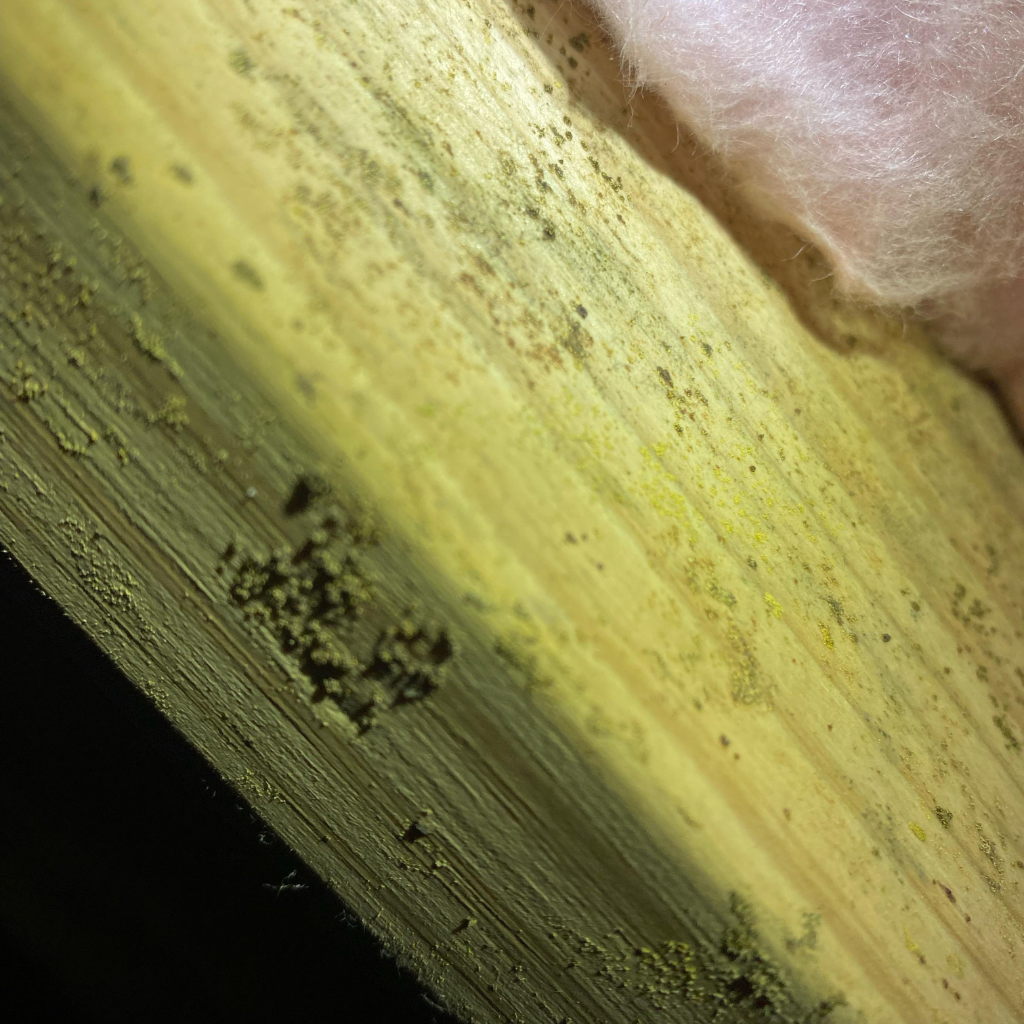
[2,2,1022,1022]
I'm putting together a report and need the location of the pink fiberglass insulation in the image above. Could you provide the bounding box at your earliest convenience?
[590,0,1024,419]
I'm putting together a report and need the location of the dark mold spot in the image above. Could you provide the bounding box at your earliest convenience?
[171,164,194,185]
[285,473,333,516]
[109,156,133,185]
[232,260,264,291]
[229,47,257,77]
[401,817,433,843]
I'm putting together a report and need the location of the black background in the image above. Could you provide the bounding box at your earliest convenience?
[0,551,457,1024]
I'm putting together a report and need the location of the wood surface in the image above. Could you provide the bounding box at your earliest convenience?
[2,2,1023,1022]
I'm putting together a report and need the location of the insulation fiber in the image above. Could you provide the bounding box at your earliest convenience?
[591,0,1024,414]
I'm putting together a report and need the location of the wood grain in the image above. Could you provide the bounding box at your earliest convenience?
[2,2,1022,1021]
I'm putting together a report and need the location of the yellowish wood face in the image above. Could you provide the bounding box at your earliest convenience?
[3,2,1022,1022]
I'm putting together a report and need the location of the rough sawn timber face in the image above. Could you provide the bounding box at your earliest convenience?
[1,2,1022,1022]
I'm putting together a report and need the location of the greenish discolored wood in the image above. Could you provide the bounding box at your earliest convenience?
[2,2,1023,1022]
[1,105,841,1024]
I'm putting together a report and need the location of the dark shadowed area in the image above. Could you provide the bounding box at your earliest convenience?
[0,551,458,1024]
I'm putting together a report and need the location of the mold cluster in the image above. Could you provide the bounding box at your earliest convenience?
[564,894,844,1022]
[223,488,453,731]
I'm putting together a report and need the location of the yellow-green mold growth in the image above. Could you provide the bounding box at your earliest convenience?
[148,395,189,431]
[224,502,453,731]
[817,623,834,651]
[993,714,1021,752]
[10,360,47,402]
[569,893,846,1022]
[128,312,183,378]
